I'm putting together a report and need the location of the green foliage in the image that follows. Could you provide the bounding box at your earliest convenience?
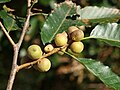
[77,6,120,23]
[65,51,120,89]
[0,0,11,3]
[41,2,120,44]
[0,10,20,32]
[41,2,77,44]
[40,1,120,90]
[90,23,120,47]
[77,58,120,90]
[0,0,120,90]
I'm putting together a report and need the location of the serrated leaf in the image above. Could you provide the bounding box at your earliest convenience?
[77,6,120,24]
[41,3,120,44]
[41,1,77,44]
[65,51,120,90]
[0,0,11,3]
[76,58,120,90]
[90,23,120,47]
[0,10,19,32]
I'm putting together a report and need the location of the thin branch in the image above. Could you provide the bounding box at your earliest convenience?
[17,0,31,48]
[31,12,48,17]
[17,45,68,71]
[0,21,15,46]
[6,0,32,90]
[6,45,18,90]
[17,14,31,47]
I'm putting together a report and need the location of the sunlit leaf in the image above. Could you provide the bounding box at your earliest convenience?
[76,58,120,90]
[77,6,120,24]
[41,1,78,44]
[0,10,20,32]
[66,51,120,90]
[0,0,11,3]
[90,23,120,47]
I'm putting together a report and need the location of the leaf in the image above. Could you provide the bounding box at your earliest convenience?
[90,23,120,47]
[0,0,11,3]
[66,51,120,89]
[41,3,120,44]
[41,1,77,44]
[76,58,120,90]
[0,10,19,32]
[77,6,120,24]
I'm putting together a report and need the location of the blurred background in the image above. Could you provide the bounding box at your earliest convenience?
[0,0,120,90]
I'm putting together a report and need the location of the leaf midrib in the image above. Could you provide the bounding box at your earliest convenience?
[49,4,73,42]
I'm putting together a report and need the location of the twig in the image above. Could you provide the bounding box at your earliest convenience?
[17,48,60,71]
[17,45,68,71]
[17,0,31,48]
[0,22,15,46]
[6,45,18,90]
[31,12,48,17]
[6,0,32,90]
